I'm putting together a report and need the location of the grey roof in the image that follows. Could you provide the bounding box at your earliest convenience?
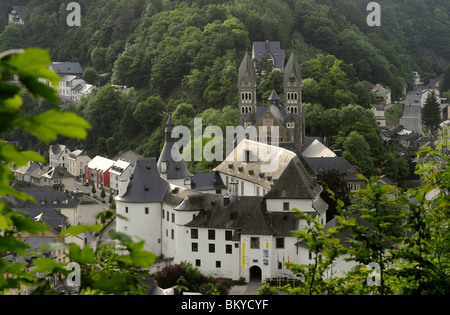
[15,207,68,234]
[49,62,83,76]
[5,186,80,209]
[304,156,364,181]
[252,41,285,70]
[214,139,298,190]
[10,6,29,20]
[191,171,227,191]
[183,194,303,238]
[264,157,323,200]
[284,52,302,86]
[238,52,257,85]
[43,166,73,179]
[118,158,170,203]
[268,89,280,101]
[157,116,192,180]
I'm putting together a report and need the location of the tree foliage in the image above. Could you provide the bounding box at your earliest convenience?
[284,134,450,295]
[0,48,155,295]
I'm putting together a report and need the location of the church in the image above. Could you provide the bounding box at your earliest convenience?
[238,50,305,156]
[112,43,353,284]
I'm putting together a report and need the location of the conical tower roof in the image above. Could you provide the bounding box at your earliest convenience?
[284,52,302,85]
[238,52,257,85]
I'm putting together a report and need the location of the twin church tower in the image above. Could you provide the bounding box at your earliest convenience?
[237,41,305,155]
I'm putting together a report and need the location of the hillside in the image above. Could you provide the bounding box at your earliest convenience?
[1,0,448,182]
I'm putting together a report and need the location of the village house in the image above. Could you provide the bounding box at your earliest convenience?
[252,40,285,73]
[68,149,91,179]
[85,155,115,189]
[371,104,386,127]
[8,6,29,25]
[49,144,71,168]
[109,159,133,194]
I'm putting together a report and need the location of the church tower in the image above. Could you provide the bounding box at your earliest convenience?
[238,52,257,128]
[284,52,304,153]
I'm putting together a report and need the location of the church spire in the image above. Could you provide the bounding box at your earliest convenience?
[165,114,175,142]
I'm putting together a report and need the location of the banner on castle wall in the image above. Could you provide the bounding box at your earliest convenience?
[263,241,269,266]
[242,241,246,269]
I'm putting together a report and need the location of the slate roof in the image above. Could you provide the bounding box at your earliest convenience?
[264,157,323,200]
[117,158,170,203]
[302,139,336,158]
[284,52,302,86]
[4,186,79,209]
[182,194,306,238]
[49,62,83,76]
[304,156,364,181]
[214,139,298,190]
[191,171,227,191]
[15,207,68,234]
[157,115,192,180]
[10,6,29,21]
[238,52,257,85]
[42,165,73,180]
[252,41,285,70]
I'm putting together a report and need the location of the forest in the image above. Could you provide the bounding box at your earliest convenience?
[1,0,450,183]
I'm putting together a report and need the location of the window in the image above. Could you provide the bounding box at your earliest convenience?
[171,229,174,239]
[276,237,285,249]
[241,181,244,195]
[125,207,128,213]
[191,229,198,239]
[283,202,290,211]
[162,209,165,219]
[209,244,215,253]
[225,230,233,241]
[226,244,232,254]
[208,229,215,240]
[216,261,221,268]
[250,237,260,249]
[172,213,175,223]
[145,207,149,214]
[195,259,201,267]
[192,243,198,252]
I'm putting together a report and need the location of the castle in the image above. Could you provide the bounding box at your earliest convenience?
[112,44,350,283]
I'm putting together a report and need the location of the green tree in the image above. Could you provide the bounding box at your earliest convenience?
[0,48,156,295]
[422,91,441,132]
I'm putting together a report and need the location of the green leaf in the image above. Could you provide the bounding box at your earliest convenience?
[60,224,103,237]
[0,236,30,255]
[32,258,66,274]
[20,76,60,104]
[90,271,137,294]
[68,243,97,264]
[0,142,45,166]
[108,230,133,243]
[11,214,48,235]
[4,48,61,87]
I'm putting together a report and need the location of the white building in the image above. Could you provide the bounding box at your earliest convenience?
[115,143,328,283]
[68,149,91,179]
[49,144,71,168]
[109,159,133,194]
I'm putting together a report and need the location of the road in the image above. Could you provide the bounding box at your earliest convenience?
[399,90,425,136]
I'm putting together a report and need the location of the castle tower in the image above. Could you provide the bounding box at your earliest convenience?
[284,52,304,153]
[157,114,192,188]
[238,52,257,128]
